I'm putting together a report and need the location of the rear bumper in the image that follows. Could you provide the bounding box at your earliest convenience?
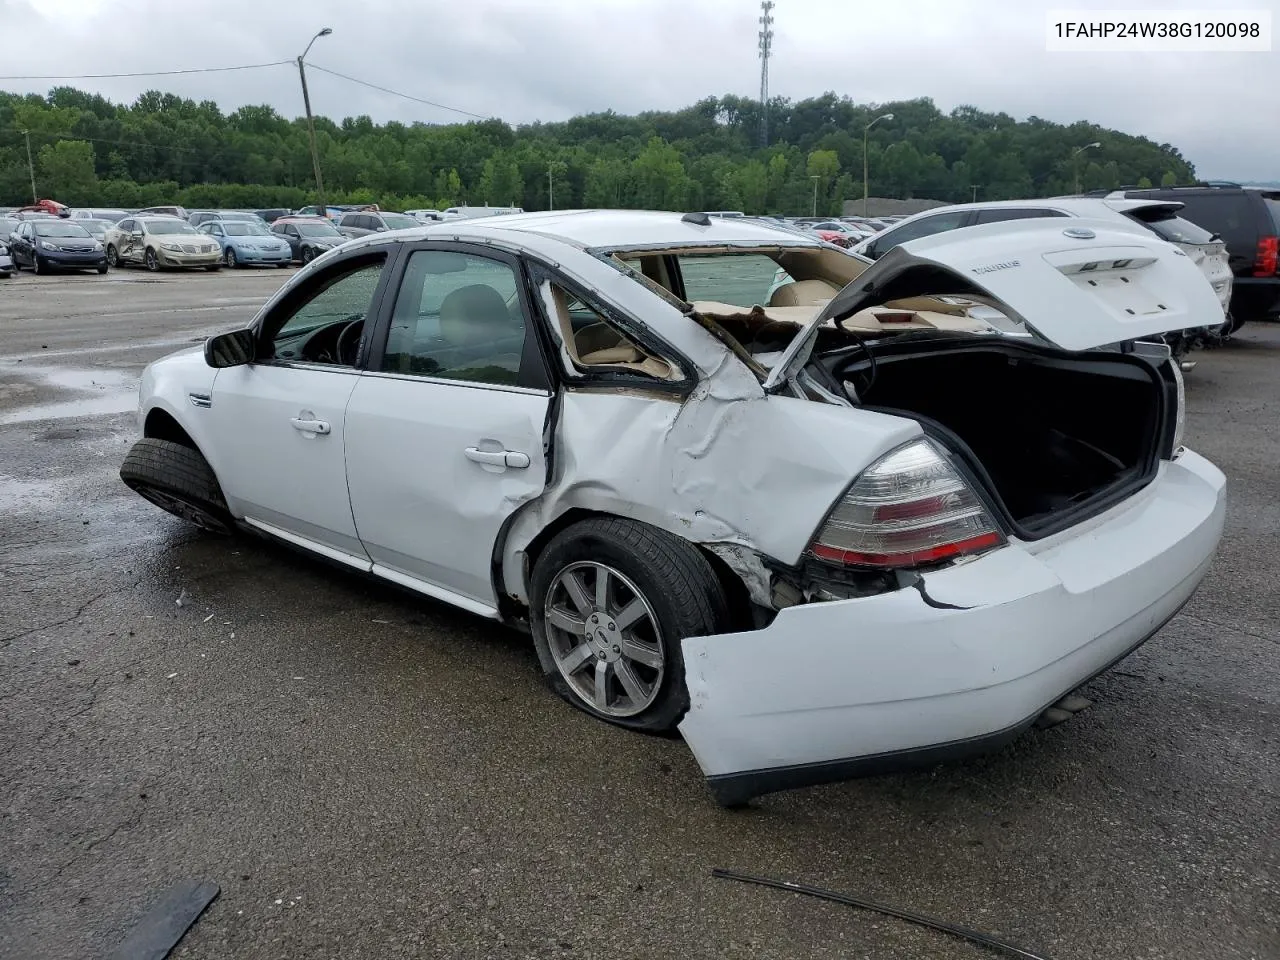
[679,450,1226,806]
[1230,277,1280,319]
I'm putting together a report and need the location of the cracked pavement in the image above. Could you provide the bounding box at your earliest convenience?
[0,270,1277,959]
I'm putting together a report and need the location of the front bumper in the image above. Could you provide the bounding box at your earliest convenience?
[39,250,106,268]
[230,246,292,264]
[156,247,221,268]
[679,450,1226,806]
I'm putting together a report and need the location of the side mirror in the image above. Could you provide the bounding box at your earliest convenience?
[375,226,388,232]
[204,328,257,368]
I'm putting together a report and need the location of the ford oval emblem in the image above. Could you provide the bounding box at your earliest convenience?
[1063,227,1096,239]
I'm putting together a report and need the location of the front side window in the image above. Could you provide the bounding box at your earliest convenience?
[381,250,526,386]
[265,255,387,366]
[117,219,135,233]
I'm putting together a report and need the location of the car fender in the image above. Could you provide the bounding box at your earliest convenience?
[498,362,919,604]
[138,348,229,496]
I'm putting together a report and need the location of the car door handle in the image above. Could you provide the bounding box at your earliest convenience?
[464,446,530,469]
[290,417,331,435]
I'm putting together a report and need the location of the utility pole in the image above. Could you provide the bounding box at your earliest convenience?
[810,175,820,217]
[298,27,332,216]
[548,163,554,211]
[22,130,36,203]
[758,1,774,148]
[1071,141,1101,194]
[970,184,979,203]
[862,112,893,217]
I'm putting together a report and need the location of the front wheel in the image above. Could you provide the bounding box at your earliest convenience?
[106,245,119,267]
[144,248,159,272]
[224,248,237,268]
[301,247,315,264]
[96,263,108,274]
[529,517,729,733]
[32,254,44,275]
[120,438,234,535]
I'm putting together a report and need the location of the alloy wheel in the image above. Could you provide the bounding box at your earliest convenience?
[543,561,665,717]
[225,248,237,268]
[145,249,158,271]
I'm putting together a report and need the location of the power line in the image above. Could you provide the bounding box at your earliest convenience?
[0,60,292,81]
[305,63,490,121]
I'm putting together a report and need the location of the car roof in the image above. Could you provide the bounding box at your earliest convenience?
[409,209,826,251]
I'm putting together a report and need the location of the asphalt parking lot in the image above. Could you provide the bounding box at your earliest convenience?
[1,269,1277,960]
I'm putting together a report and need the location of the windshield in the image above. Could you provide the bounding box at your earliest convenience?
[80,220,112,236]
[295,222,341,237]
[225,222,271,236]
[146,220,198,235]
[381,214,419,230]
[35,222,93,238]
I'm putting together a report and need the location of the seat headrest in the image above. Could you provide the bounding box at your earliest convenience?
[767,278,838,307]
[440,284,513,345]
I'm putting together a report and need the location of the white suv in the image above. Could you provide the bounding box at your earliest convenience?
[852,195,1234,323]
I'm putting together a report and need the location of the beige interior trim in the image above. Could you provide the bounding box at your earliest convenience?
[541,281,675,380]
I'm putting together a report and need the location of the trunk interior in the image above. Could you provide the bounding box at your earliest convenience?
[840,344,1168,537]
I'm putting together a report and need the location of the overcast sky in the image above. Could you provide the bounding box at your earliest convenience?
[2,0,1277,180]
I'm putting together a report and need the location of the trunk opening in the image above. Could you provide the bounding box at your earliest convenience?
[831,341,1171,539]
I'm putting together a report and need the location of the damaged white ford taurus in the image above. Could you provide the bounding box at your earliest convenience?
[122,210,1226,805]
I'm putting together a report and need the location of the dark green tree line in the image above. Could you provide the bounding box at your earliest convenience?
[0,87,1196,213]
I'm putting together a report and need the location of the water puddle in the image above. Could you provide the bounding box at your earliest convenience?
[0,362,139,425]
[0,393,137,425]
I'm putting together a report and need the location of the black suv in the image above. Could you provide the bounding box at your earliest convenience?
[1119,183,1280,325]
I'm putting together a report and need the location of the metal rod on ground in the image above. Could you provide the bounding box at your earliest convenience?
[23,130,36,203]
[711,869,1054,960]
[298,27,332,217]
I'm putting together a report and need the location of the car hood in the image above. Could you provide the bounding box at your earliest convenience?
[763,217,1223,390]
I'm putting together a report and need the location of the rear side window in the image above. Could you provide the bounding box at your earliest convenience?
[868,211,970,258]
[972,208,1067,224]
[1170,194,1253,239]
[1262,195,1280,233]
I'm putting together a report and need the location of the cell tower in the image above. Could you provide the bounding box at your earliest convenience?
[758,1,774,147]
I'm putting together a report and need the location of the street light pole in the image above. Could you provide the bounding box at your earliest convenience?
[1072,141,1101,194]
[862,112,894,217]
[297,27,332,217]
[22,130,36,203]
[810,175,820,217]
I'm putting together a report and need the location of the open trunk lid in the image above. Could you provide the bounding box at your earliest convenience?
[763,217,1224,390]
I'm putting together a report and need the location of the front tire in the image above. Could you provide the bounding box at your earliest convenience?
[120,437,233,535]
[144,248,159,272]
[529,517,729,733]
[301,247,315,264]
[204,264,220,272]
[106,245,119,267]
[32,254,44,275]
[97,263,108,275]
[224,248,237,268]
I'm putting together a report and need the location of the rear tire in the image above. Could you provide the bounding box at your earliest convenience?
[529,517,729,733]
[120,437,234,535]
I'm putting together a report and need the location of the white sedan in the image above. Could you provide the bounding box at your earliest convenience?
[122,211,1226,805]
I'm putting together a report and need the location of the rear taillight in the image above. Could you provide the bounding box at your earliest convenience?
[809,438,1004,569]
[1255,235,1278,277]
